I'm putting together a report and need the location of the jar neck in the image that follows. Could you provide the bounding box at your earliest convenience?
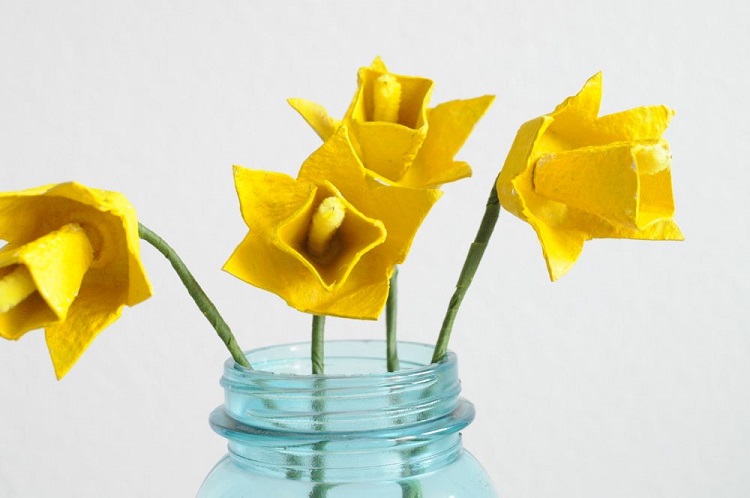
[225,431,466,481]
[210,340,474,481]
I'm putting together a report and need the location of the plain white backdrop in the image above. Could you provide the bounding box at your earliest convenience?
[1,1,748,497]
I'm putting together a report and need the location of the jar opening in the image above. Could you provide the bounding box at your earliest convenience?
[228,340,450,378]
[216,340,468,435]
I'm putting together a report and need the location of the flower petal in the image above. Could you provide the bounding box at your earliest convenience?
[297,126,369,196]
[496,116,552,221]
[44,284,124,379]
[533,144,641,230]
[596,105,675,142]
[551,72,602,121]
[545,73,604,150]
[369,56,388,73]
[534,217,586,281]
[0,185,60,244]
[0,223,93,320]
[232,166,317,232]
[287,98,340,141]
[0,292,57,340]
[402,95,495,188]
[367,180,442,265]
[348,120,426,181]
[311,255,390,319]
[223,232,317,305]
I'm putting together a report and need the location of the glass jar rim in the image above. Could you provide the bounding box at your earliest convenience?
[213,339,470,438]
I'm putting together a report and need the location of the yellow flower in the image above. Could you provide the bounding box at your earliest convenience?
[496,73,683,281]
[0,182,152,379]
[289,57,494,188]
[224,127,441,319]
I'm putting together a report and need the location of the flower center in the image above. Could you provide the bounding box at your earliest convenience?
[306,196,346,262]
[372,74,401,123]
[0,265,35,313]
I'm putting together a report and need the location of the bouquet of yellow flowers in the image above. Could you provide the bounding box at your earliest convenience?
[0,58,680,379]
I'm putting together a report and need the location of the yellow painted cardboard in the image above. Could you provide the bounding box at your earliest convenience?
[497,73,682,281]
[0,182,152,379]
[289,57,494,188]
[224,127,440,319]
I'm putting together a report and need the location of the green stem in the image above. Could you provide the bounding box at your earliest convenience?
[137,222,251,369]
[399,479,424,498]
[309,483,334,497]
[431,181,501,363]
[386,267,400,372]
[312,315,326,374]
[310,360,329,495]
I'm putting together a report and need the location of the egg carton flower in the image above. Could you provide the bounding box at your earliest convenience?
[289,57,494,189]
[0,183,152,378]
[224,127,441,319]
[496,73,683,280]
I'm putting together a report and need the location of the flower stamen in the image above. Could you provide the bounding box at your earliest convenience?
[372,74,401,123]
[307,196,346,260]
[0,265,36,313]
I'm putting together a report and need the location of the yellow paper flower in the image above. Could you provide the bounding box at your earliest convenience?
[496,73,683,281]
[0,182,152,379]
[289,57,494,188]
[224,127,441,319]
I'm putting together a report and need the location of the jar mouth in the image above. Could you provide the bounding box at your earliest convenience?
[225,340,453,379]
[217,340,467,435]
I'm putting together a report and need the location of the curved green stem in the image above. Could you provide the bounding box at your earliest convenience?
[431,181,501,363]
[386,267,400,372]
[138,222,251,369]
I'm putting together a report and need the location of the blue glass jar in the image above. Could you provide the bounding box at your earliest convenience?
[198,340,497,497]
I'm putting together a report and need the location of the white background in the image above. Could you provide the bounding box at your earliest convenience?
[0,1,748,497]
